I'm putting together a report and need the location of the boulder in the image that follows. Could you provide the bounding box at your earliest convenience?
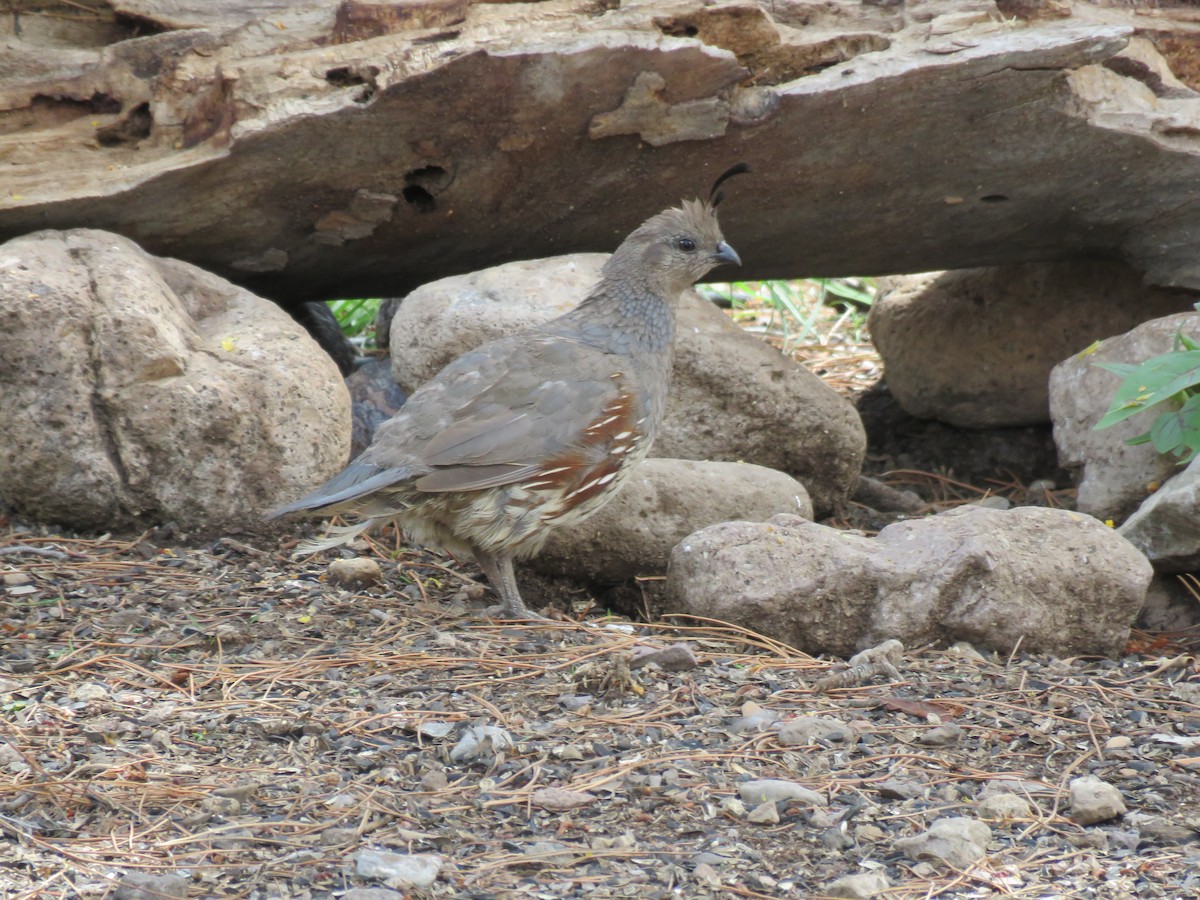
[1118,455,1200,573]
[391,254,864,514]
[1050,312,1200,521]
[667,506,1151,657]
[535,457,812,584]
[871,263,1197,428]
[10,5,1200,306]
[0,229,350,531]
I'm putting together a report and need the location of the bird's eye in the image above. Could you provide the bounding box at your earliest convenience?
[676,237,697,252]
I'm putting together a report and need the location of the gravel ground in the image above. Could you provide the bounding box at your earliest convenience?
[2,522,1199,899]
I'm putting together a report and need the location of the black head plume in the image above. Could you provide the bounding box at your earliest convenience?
[708,162,752,209]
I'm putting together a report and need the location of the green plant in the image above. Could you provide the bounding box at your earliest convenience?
[1093,327,1200,463]
[698,278,875,349]
[327,297,384,340]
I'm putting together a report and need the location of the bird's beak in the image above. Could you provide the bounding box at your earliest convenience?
[712,241,741,267]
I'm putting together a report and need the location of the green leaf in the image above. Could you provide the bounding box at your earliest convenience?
[1092,361,1143,379]
[1149,393,1200,459]
[1126,431,1153,445]
[1093,350,1200,429]
[1176,329,1200,352]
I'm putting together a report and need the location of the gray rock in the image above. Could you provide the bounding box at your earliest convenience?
[976,792,1035,821]
[1050,312,1200,522]
[0,229,350,531]
[747,800,780,824]
[824,871,892,899]
[1069,775,1127,825]
[894,816,992,869]
[871,263,1195,428]
[778,716,856,746]
[114,873,189,900]
[627,643,698,672]
[1119,455,1200,572]
[668,506,1151,657]
[537,457,811,584]
[738,779,824,807]
[391,256,860,514]
[352,850,443,889]
[449,725,514,764]
[918,723,963,747]
[1138,574,1200,633]
[342,889,406,900]
[8,5,1200,317]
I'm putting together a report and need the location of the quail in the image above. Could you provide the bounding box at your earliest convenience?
[271,163,749,618]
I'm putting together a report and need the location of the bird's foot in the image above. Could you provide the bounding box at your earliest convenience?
[484,600,550,621]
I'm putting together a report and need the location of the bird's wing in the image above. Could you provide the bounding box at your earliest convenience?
[367,335,634,494]
[266,461,414,517]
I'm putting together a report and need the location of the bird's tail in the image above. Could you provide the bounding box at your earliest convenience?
[293,519,379,557]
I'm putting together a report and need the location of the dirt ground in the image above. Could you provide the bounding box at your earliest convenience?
[2,521,1198,900]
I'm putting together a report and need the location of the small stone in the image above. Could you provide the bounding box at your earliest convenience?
[721,797,747,818]
[420,769,448,792]
[854,824,887,842]
[778,716,855,746]
[876,778,923,800]
[342,889,406,900]
[320,826,359,845]
[824,871,892,899]
[200,795,241,815]
[739,779,824,806]
[532,787,597,811]
[2,572,32,586]
[449,724,513,764]
[1069,775,1126,824]
[1105,735,1133,752]
[945,642,988,663]
[894,817,991,868]
[977,792,1033,821]
[919,723,963,746]
[352,850,443,889]
[328,556,383,587]
[627,642,698,671]
[70,682,110,703]
[747,801,780,824]
[730,702,779,734]
[692,862,722,885]
[114,873,189,900]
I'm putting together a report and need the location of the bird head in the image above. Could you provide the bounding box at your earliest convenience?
[604,163,749,297]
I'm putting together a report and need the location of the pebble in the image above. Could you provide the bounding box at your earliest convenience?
[420,769,448,792]
[977,792,1034,821]
[352,850,443,889]
[730,703,779,734]
[747,801,780,824]
[449,725,513,764]
[945,641,988,663]
[824,870,892,899]
[328,557,383,587]
[778,716,855,746]
[69,682,110,703]
[739,779,824,807]
[918,723,963,746]
[532,787,596,811]
[2,572,32,586]
[114,873,189,900]
[1105,735,1133,752]
[627,642,698,671]
[894,816,991,868]
[1069,775,1127,824]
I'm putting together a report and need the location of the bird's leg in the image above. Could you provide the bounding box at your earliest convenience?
[473,551,544,620]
